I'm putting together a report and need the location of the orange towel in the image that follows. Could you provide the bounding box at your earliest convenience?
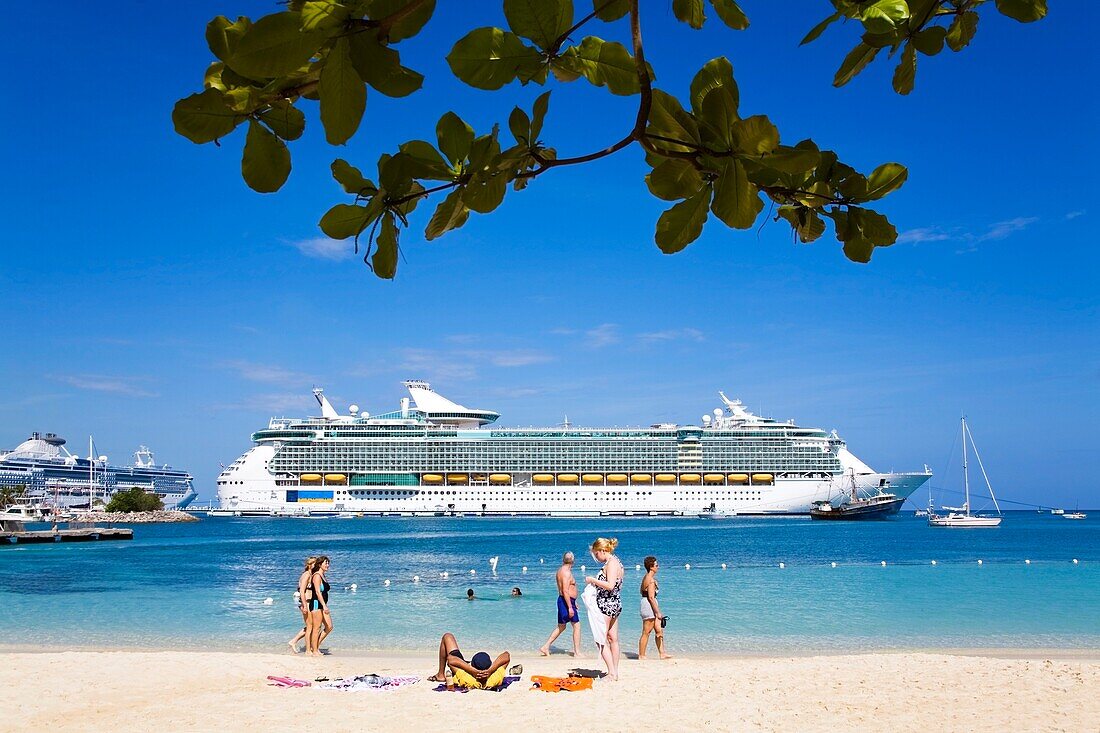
[530,675,594,692]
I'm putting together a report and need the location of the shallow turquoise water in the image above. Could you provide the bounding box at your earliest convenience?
[1,513,1097,653]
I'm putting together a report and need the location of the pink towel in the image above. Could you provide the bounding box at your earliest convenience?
[267,675,311,688]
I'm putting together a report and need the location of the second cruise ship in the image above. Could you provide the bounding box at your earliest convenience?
[215,381,931,516]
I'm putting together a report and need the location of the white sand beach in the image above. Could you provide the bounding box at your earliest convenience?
[2,649,1097,732]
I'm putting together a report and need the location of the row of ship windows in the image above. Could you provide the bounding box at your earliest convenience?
[336,490,766,497]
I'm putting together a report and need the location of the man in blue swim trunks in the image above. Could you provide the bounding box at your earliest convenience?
[539,551,582,657]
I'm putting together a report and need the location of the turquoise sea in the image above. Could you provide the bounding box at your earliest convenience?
[1,512,1097,654]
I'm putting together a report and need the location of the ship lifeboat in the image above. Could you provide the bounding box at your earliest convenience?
[655,474,677,484]
[582,474,603,484]
[422,474,444,483]
[703,473,725,484]
[489,473,512,484]
[752,473,774,484]
[680,473,702,484]
[533,474,555,484]
[607,474,628,484]
[728,473,749,484]
[300,473,322,482]
[472,474,488,482]
[447,474,469,484]
[558,473,579,484]
[324,474,347,484]
[631,474,652,484]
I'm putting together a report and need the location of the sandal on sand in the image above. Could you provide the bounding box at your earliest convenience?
[427,674,447,683]
[508,664,523,675]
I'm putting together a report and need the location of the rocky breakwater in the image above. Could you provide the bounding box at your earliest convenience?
[72,510,200,524]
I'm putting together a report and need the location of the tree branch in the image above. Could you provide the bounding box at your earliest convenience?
[549,0,619,56]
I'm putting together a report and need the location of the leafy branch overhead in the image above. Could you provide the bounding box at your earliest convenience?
[173,0,1048,278]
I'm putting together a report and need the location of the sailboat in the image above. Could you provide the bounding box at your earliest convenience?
[928,417,1002,528]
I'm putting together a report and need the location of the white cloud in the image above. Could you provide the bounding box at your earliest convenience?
[1065,210,1085,220]
[57,375,158,398]
[290,237,353,261]
[897,227,952,244]
[212,393,312,414]
[585,323,620,348]
[639,328,705,343]
[221,360,313,386]
[977,217,1038,241]
[395,347,552,381]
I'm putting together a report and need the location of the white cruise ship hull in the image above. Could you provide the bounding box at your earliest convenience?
[217,447,930,516]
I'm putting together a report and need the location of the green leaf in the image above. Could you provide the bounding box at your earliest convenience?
[348,31,424,97]
[699,87,739,149]
[227,12,324,79]
[331,159,377,195]
[530,91,551,139]
[833,41,880,87]
[319,37,366,145]
[777,206,826,243]
[946,11,979,52]
[854,208,898,245]
[911,26,946,56]
[172,89,243,144]
[425,188,470,240]
[800,10,841,46]
[372,213,399,279]
[731,115,779,155]
[689,57,738,117]
[593,0,630,21]
[755,146,820,175]
[709,0,749,30]
[503,0,573,51]
[646,158,705,201]
[673,0,706,29]
[859,0,909,35]
[436,112,475,165]
[995,0,1047,23]
[865,162,908,199]
[647,90,700,152]
[462,172,507,214]
[711,159,761,229]
[300,1,350,31]
[398,140,452,180]
[319,202,375,239]
[555,37,640,95]
[241,119,291,192]
[206,16,251,62]
[260,100,305,140]
[447,27,543,90]
[655,188,712,254]
[509,107,531,144]
[892,44,916,95]
[368,0,437,42]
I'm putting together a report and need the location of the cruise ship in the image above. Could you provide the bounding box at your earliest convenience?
[0,433,197,510]
[215,381,931,516]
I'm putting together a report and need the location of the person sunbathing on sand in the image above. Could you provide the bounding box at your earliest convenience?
[428,632,510,689]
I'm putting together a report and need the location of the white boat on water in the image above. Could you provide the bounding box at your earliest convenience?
[928,417,1002,528]
[1051,508,1065,515]
[1064,512,1086,520]
[0,504,49,523]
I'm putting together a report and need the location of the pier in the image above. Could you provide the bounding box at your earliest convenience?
[1,528,133,545]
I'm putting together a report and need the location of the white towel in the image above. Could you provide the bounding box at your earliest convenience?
[581,583,607,649]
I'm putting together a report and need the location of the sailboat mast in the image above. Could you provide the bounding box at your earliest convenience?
[961,417,970,515]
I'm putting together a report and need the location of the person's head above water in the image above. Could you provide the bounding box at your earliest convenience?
[466,588,475,599]
[511,586,522,596]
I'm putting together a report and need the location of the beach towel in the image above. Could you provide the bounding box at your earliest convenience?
[581,583,607,649]
[267,676,311,688]
[530,675,594,693]
[316,674,420,691]
[432,675,520,693]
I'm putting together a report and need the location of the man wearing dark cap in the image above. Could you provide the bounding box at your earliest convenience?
[429,632,511,689]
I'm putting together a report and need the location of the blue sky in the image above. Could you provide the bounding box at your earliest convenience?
[1,2,1096,506]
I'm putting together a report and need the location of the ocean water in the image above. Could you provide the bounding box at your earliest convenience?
[1,512,1097,654]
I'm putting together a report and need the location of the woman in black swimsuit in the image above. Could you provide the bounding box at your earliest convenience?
[638,555,670,659]
[306,556,332,656]
[287,555,316,653]
[585,537,623,681]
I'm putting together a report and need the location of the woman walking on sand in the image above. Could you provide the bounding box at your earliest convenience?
[638,555,671,660]
[306,556,333,656]
[585,537,623,680]
[287,555,316,652]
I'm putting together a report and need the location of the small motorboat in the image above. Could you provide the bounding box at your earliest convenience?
[1063,511,1087,520]
[699,503,738,520]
